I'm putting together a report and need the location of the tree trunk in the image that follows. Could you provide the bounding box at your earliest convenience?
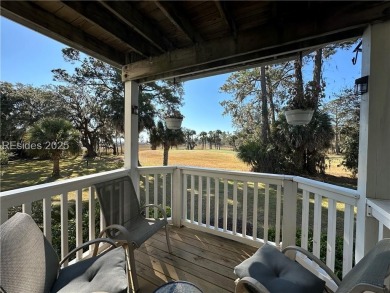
[260,66,269,144]
[52,154,60,177]
[313,48,323,106]
[294,56,305,105]
[267,76,276,127]
[85,143,97,158]
[163,143,169,166]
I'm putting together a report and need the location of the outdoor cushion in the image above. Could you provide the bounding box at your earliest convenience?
[234,243,326,293]
[51,247,127,293]
[1,213,128,293]
[0,212,59,293]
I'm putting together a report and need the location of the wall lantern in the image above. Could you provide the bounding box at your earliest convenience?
[131,105,139,115]
[355,76,369,95]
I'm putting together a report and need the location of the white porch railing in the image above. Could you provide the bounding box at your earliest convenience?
[1,166,359,278]
[0,169,128,265]
[367,199,390,241]
[137,166,359,278]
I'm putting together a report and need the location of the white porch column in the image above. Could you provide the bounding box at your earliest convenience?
[356,21,390,262]
[124,80,139,189]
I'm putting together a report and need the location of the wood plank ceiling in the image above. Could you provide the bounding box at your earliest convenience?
[1,1,390,83]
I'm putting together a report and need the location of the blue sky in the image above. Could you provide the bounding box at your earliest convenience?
[1,17,361,134]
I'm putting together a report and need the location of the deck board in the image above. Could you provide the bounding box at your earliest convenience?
[133,226,258,293]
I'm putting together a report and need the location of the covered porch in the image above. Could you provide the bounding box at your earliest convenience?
[1,1,390,292]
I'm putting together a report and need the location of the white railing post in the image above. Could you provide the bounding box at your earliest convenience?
[282,179,298,249]
[171,167,183,227]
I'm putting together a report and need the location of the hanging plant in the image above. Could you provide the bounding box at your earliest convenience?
[164,108,184,130]
[285,54,322,125]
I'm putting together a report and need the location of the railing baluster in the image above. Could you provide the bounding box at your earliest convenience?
[378,222,384,241]
[223,179,228,232]
[61,192,69,266]
[89,187,96,244]
[43,197,52,243]
[327,198,337,271]
[183,174,188,220]
[275,184,282,247]
[233,180,238,235]
[154,174,158,217]
[76,189,83,260]
[264,183,269,242]
[253,182,258,240]
[162,174,167,210]
[100,205,105,232]
[198,176,203,225]
[313,193,322,257]
[109,184,114,225]
[22,201,32,215]
[242,182,248,237]
[214,178,219,230]
[206,177,211,228]
[145,174,150,217]
[119,180,124,224]
[301,190,310,250]
[343,204,354,277]
[190,175,195,223]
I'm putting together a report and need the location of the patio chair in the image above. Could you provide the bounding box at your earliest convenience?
[234,239,390,293]
[0,212,129,293]
[93,175,172,292]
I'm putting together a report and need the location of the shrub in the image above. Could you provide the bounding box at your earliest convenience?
[0,146,9,165]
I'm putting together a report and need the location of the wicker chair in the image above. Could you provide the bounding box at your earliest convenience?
[93,175,172,292]
[0,212,129,293]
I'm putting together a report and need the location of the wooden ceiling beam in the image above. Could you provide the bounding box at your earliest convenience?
[98,1,174,52]
[0,1,125,68]
[154,1,203,44]
[61,1,160,57]
[123,1,390,82]
[214,0,237,38]
[122,25,364,83]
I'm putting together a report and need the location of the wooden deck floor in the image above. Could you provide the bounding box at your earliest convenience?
[134,226,258,293]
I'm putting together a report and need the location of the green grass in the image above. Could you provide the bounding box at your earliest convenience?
[0,155,124,192]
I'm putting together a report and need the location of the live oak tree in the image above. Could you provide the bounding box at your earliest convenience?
[52,49,121,158]
[52,48,184,158]
[0,82,66,157]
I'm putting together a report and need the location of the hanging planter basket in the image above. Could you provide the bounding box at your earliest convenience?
[165,117,183,130]
[285,109,314,126]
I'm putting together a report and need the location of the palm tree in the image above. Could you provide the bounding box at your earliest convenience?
[149,121,184,165]
[199,131,208,149]
[24,118,81,177]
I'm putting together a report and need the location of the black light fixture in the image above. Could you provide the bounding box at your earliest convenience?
[355,76,369,95]
[131,105,139,115]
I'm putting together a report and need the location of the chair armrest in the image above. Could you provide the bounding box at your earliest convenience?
[97,224,131,239]
[93,224,133,255]
[59,238,117,266]
[235,277,270,293]
[282,246,341,287]
[141,204,168,220]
